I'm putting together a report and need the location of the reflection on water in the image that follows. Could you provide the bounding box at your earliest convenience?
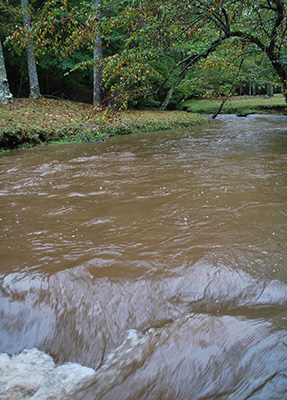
[0,115,287,399]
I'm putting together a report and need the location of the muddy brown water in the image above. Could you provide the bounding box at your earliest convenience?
[0,114,287,399]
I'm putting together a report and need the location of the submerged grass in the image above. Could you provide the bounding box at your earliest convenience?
[0,98,208,151]
[181,94,287,115]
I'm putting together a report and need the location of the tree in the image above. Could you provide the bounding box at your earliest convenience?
[0,39,12,102]
[93,0,102,106]
[102,0,287,107]
[0,0,14,103]
[21,0,103,104]
[21,0,41,98]
[214,0,287,102]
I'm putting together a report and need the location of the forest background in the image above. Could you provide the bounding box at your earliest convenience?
[1,0,286,107]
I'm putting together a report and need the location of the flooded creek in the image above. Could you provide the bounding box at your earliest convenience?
[0,114,287,399]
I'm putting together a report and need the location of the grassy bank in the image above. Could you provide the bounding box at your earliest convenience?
[0,98,208,151]
[181,94,287,115]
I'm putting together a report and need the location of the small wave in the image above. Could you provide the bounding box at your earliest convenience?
[167,262,287,313]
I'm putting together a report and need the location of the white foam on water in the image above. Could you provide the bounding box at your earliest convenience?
[0,348,96,400]
[0,327,167,400]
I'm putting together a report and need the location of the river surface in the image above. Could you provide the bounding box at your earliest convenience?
[0,114,287,399]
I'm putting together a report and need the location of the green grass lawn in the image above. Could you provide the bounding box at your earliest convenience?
[0,98,208,150]
[181,94,287,115]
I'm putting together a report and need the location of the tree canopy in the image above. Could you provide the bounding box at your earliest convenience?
[1,0,286,107]
[101,0,287,106]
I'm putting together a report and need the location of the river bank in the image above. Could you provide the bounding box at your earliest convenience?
[181,94,287,115]
[0,98,208,151]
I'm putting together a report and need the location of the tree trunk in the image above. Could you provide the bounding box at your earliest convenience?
[160,81,177,111]
[160,55,188,110]
[278,75,287,104]
[93,0,103,107]
[212,96,228,119]
[268,59,287,103]
[21,0,41,98]
[0,41,13,103]
[283,81,287,104]
[267,83,274,97]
